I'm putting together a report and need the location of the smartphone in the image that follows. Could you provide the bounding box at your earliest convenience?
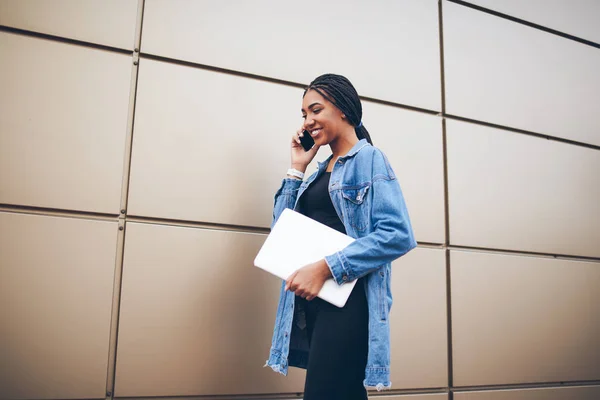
[299,130,315,151]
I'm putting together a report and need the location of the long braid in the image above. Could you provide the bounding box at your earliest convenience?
[304,74,373,145]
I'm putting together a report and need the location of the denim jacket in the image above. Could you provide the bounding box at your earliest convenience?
[265,139,417,390]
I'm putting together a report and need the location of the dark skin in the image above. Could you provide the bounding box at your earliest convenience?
[285,89,359,301]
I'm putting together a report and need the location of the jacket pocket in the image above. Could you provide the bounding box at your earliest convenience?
[341,184,370,231]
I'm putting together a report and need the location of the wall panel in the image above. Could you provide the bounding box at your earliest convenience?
[466,0,600,44]
[129,59,444,243]
[444,2,600,146]
[0,32,132,214]
[114,222,306,397]
[141,0,441,110]
[455,385,600,400]
[390,248,448,388]
[451,250,600,386]
[447,120,600,258]
[0,212,118,399]
[128,59,301,228]
[0,0,138,49]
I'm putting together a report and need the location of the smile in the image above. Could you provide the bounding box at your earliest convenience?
[310,128,322,137]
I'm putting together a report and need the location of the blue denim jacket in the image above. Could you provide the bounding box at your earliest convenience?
[265,139,417,390]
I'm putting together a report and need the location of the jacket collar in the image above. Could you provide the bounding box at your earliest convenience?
[317,139,370,171]
[344,138,370,158]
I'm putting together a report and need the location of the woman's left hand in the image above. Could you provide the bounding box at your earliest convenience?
[285,259,332,301]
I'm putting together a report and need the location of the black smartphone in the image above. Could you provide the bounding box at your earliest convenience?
[299,130,315,151]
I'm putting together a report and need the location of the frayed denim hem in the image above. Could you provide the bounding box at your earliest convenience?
[364,367,392,391]
[374,382,392,391]
[264,360,287,376]
[363,380,392,391]
[264,350,289,377]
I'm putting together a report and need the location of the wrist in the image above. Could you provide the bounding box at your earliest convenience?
[287,168,305,180]
[319,259,332,279]
[291,163,308,173]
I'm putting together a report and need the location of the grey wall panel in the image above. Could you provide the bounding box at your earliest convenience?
[451,250,600,386]
[127,59,302,228]
[444,2,600,146]
[447,120,600,258]
[465,0,600,44]
[0,32,132,214]
[390,248,448,389]
[114,222,306,397]
[455,385,600,400]
[0,0,138,49]
[0,212,118,399]
[129,59,445,243]
[141,0,441,110]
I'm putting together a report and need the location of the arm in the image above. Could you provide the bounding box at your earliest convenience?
[325,152,417,284]
[272,129,320,228]
[271,178,302,228]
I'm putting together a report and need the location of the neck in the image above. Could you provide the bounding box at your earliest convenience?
[329,128,359,160]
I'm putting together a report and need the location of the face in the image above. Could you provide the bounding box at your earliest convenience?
[301,89,347,147]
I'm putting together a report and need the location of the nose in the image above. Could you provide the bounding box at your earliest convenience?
[303,118,315,130]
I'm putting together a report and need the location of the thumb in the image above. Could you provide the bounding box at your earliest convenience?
[285,271,298,291]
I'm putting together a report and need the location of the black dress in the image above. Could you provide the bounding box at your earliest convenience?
[295,171,369,400]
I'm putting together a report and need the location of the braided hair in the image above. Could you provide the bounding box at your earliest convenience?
[304,73,373,145]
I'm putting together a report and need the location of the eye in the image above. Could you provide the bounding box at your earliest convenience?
[313,108,322,114]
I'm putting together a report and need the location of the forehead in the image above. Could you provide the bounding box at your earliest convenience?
[302,89,329,110]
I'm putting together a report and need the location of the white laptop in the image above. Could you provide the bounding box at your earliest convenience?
[254,208,357,308]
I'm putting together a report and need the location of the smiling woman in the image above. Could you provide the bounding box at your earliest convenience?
[265,74,417,399]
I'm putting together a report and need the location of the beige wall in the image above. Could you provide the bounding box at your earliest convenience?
[0,0,598,399]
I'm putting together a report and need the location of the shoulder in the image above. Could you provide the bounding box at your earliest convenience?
[354,144,396,181]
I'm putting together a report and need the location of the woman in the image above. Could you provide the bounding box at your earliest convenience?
[265,74,416,399]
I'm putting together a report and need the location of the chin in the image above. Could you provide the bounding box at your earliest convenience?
[314,134,329,147]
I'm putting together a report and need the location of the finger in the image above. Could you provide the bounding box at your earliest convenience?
[285,271,297,291]
[305,287,318,301]
[292,132,301,145]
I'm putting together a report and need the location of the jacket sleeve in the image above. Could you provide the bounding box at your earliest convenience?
[271,178,303,229]
[324,150,417,284]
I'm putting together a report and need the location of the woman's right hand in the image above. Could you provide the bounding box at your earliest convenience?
[290,128,319,173]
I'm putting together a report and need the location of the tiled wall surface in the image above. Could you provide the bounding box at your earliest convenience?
[1,0,598,399]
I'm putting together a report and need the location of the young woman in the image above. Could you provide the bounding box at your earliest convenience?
[265,74,416,399]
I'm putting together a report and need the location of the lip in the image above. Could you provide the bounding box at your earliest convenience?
[310,128,322,137]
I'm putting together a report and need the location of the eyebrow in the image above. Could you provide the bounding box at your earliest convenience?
[301,102,322,113]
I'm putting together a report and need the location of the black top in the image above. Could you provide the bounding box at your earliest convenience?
[297,172,346,234]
